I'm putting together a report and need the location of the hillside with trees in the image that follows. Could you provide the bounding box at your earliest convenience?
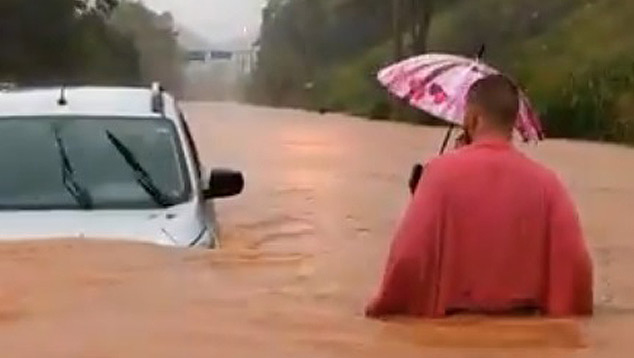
[110,2,184,96]
[250,0,634,144]
[0,0,139,85]
[0,0,183,95]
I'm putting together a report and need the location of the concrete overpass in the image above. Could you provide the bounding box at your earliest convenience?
[185,49,257,74]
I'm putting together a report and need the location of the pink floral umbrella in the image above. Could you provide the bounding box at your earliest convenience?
[377,53,544,146]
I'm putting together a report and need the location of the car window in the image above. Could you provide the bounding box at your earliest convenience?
[0,116,191,210]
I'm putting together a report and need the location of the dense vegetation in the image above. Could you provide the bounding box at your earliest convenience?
[110,2,184,96]
[251,0,634,144]
[0,0,137,84]
[250,0,391,107]
[0,0,183,93]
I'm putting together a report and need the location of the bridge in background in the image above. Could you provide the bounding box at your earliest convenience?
[185,49,257,74]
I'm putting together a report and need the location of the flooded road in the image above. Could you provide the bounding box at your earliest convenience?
[0,103,633,357]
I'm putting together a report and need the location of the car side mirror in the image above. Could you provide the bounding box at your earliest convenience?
[203,169,244,199]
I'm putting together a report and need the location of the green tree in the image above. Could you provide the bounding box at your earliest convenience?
[408,0,434,54]
[110,2,184,96]
[0,0,140,84]
[251,0,392,107]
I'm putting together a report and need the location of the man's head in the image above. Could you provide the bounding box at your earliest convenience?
[464,74,520,141]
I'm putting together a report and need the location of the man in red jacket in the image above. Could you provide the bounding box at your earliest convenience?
[366,74,593,318]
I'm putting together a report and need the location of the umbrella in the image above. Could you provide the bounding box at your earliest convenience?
[377,51,544,153]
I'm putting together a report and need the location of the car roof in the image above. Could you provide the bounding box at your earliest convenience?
[0,86,179,120]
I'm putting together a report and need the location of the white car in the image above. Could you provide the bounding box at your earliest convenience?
[0,84,243,248]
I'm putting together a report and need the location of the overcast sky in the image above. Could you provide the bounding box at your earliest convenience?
[142,0,264,42]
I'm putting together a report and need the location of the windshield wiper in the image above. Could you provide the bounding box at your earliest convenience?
[105,131,173,208]
[52,127,93,209]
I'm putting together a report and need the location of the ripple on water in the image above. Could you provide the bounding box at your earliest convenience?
[227,215,317,252]
[185,250,313,267]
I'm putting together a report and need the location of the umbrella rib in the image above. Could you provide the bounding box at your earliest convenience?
[384,58,453,87]
[418,63,463,88]
[521,96,544,139]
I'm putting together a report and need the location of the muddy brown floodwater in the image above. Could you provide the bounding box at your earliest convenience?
[0,103,633,357]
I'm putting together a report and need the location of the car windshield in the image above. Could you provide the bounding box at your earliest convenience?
[0,116,191,210]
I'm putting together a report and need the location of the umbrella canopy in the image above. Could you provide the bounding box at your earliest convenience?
[377,53,544,142]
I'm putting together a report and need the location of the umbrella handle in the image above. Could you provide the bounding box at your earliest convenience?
[476,44,486,60]
[439,125,455,154]
[409,163,424,195]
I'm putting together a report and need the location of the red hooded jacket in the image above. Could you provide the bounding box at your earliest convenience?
[367,138,593,317]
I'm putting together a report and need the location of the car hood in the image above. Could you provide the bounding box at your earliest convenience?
[0,203,206,247]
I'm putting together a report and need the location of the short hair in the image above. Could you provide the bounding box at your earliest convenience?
[466,74,520,129]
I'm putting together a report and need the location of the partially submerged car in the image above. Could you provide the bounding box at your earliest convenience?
[0,84,243,248]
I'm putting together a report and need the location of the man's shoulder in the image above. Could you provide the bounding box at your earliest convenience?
[507,150,562,183]
[425,146,488,170]
[426,146,471,166]
[427,145,560,183]
[423,145,571,205]
[423,148,475,181]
